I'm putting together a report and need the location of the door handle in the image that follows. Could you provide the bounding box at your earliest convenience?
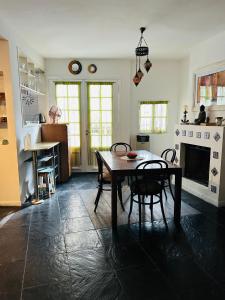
[85,130,89,136]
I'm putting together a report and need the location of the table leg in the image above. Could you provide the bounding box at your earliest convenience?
[32,151,39,201]
[111,173,118,231]
[174,169,182,224]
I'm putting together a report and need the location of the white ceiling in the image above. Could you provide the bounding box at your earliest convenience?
[1,0,225,59]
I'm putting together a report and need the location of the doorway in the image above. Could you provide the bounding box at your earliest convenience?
[55,81,114,171]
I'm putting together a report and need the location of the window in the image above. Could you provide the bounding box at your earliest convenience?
[55,82,81,167]
[139,101,168,133]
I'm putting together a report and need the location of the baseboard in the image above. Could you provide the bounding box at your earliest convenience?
[0,201,21,207]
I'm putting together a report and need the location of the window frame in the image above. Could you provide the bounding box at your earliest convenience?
[87,82,113,150]
[139,100,168,134]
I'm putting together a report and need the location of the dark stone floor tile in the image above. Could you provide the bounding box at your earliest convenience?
[97,225,136,246]
[60,205,89,220]
[0,260,24,293]
[161,256,213,291]
[58,195,84,209]
[129,220,194,265]
[181,214,221,238]
[89,211,137,229]
[117,265,178,300]
[31,204,60,223]
[106,242,155,270]
[0,291,21,300]
[176,281,225,300]
[71,271,123,300]
[23,252,71,288]
[61,217,95,234]
[0,227,28,264]
[22,283,73,300]
[193,246,225,285]
[65,230,102,252]
[27,234,66,256]
[1,209,31,230]
[68,247,112,276]
[29,221,62,238]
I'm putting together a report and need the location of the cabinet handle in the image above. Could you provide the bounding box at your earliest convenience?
[1,139,9,145]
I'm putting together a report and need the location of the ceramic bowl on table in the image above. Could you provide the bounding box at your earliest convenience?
[127,151,138,159]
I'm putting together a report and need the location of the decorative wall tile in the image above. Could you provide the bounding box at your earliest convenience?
[213,132,221,142]
[211,167,218,176]
[182,130,186,136]
[204,132,210,139]
[175,129,180,136]
[175,144,179,150]
[196,132,201,138]
[213,151,219,159]
[211,185,217,193]
[188,130,193,137]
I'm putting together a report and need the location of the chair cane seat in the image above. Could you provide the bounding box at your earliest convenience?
[130,180,162,195]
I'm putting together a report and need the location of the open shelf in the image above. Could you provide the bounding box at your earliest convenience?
[18,50,46,126]
[20,84,45,96]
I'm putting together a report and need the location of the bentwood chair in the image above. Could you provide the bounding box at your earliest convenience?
[128,160,168,226]
[160,148,176,200]
[94,151,125,212]
[110,142,132,152]
[110,142,132,185]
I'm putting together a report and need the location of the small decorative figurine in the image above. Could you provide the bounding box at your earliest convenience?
[49,105,62,124]
[181,105,189,124]
[194,105,206,125]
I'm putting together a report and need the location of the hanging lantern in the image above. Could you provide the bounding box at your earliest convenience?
[144,58,152,73]
[133,27,152,86]
[133,73,141,86]
[137,68,144,79]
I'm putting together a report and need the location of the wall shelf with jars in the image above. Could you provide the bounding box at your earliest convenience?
[18,50,46,126]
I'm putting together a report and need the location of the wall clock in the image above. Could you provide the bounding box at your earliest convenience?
[68,60,82,75]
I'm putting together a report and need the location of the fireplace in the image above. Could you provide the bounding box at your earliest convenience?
[174,125,225,207]
[183,143,211,186]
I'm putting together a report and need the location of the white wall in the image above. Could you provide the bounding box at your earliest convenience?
[0,19,44,204]
[130,59,181,155]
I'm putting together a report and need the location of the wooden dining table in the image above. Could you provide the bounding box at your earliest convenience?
[99,150,182,230]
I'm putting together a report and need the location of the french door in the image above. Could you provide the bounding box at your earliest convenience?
[56,81,113,171]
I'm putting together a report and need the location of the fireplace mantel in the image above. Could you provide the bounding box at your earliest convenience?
[174,124,225,207]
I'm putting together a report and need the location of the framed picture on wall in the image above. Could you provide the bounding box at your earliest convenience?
[194,66,225,107]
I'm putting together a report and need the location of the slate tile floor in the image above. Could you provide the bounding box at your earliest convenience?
[1,173,225,299]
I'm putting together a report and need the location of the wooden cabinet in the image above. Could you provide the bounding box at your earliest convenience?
[41,124,71,182]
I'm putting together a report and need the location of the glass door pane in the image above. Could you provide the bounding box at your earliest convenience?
[87,83,113,166]
[56,82,81,168]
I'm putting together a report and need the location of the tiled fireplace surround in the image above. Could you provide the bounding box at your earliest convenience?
[174,125,225,207]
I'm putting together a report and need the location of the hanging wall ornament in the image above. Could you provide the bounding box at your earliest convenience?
[68,60,82,75]
[133,73,141,86]
[144,58,152,73]
[88,64,97,74]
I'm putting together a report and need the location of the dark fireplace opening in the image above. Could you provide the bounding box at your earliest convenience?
[184,144,210,186]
